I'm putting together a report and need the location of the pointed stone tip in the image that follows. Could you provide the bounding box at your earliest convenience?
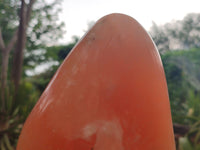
[98,13,139,24]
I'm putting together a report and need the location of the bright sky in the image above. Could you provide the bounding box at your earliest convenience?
[59,0,200,44]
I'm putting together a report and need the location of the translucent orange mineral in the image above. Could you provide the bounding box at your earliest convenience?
[17,13,175,150]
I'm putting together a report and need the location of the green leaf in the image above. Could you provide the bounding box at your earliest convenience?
[4,134,14,150]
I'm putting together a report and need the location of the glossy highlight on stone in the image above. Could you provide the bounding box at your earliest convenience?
[17,13,176,150]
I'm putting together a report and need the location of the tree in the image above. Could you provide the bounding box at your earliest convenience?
[150,22,170,53]
[0,0,64,112]
[149,13,200,52]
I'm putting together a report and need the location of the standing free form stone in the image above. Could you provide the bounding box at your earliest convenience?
[17,13,176,150]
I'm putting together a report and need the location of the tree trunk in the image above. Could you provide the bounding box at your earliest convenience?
[0,49,10,112]
[12,0,27,91]
[0,26,18,112]
[11,0,36,92]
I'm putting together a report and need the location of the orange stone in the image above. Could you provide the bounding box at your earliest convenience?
[17,13,176,150]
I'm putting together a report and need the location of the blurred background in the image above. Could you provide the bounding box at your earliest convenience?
[0,0,200,149]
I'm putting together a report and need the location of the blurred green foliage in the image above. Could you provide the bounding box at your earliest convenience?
[162,49,200,125]
[162,49,200,149]
[0,80,40,149]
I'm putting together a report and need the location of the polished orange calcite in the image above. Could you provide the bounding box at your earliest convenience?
[17,13,175,150]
